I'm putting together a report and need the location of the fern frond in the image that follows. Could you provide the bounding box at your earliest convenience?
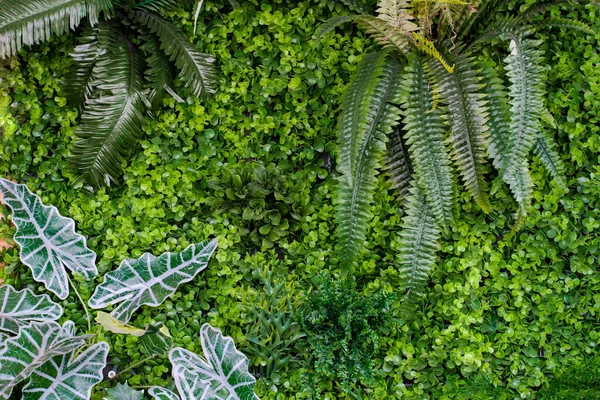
[331,0,373,14]
[518,0,569,20]
[428,54,491,213]
[458,0,508,44]
[138,31,178,111]
[479,62,509,172]
[63,26,104,110]
[412,33,454,72]
[400,54,454,227]
[534,132,568,192]
[69,22,146,189]
[0,0,114,58]
[131,9,216,98]
[376,0,418,31]
[384,126,413,202]
[314,16,356,41]
[532,17,595,35]
[356,16,414,55]
[396,185,440,299]
[335,52,403,270]
[134,0,196,13]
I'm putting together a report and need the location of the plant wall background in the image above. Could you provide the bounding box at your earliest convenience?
[1,0,600,398]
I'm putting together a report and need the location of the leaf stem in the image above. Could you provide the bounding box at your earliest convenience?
[114,355,155,379]
[67,274,92,332]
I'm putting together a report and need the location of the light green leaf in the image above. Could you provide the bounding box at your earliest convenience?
[104,382,144,400]
[0,285,62,335]
[148,387,180,400]
[0,321,90,399]
[95,311,147,336]
[168,323,259,400]
[22,341,109,400]
[140,325,173,355]
[88,239,217,322]
[0,178,98,300]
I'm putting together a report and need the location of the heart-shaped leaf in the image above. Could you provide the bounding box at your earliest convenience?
[88,239,217,322]
[0,321,91,399]
[148,387,180,400]
[0,178,98,300]
[0,285,63,335]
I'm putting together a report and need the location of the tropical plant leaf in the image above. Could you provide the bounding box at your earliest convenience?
[95,311,147,336]
[104,382,144,400]
[0,178,97,300]
[428,53,491,212]
[140,325,173,355]
[0,321,90,399]
[131,9,216,98]
[400,54,454,227]
[534,132,567,192]
[88,239,218,322]
[384,125,412,202]
[335,51,403,270]
[167,323,259,400]
[396,185,440,299]
[22,340,109,400]
[355,16,414,54]
[314,16,356,41]
[69,21,147,189]
[149,387,180,400]
[0,0,114,59]
[0,285,63,335]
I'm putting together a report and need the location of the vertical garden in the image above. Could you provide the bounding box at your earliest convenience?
[1,0,600,398]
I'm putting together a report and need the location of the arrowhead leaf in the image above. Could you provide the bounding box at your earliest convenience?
[169,323,259,400]
[148,387,180,400]
[22,341,109,400]
[0,285,63,335]
[0,178,98,300]
[88,239,217,322]
[0,321,91,399]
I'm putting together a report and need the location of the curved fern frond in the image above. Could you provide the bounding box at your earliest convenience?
[131,9,216,98]
[506,165,533,236]
[138,31,178,111]
[457,0,506,44]
[385,125,413,203]
[532,17,595,35]
[356,16,414,55]
[429,54,491,213]
[0,0,114,59]
[400,54,454,227]
[134,0,195,12]
[335,52,403,270]
[314,16,356,41]
[376,0,418,30]
[396,185,440,299]
[412,33,454,72]
[69,22,146,189]
[534,131,567,192]
[331,0,373,14]
[517,0,568,20]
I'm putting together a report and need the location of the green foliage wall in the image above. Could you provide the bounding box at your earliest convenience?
[1,0,600,398]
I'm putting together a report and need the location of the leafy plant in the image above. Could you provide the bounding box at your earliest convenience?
[322,0,595,297]
[0,0,217,189]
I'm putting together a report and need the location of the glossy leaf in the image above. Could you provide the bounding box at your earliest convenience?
[0,285,62,335]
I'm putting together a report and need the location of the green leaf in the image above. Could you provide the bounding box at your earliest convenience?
[355,16,413,54]
[0,178,97,300]
[167,323,259,400]
[0,0,114,58]
[400,54,454,227]
[22,340,109,400]
[384,125,412,203]
[0,285,62,335]
[64,26,103,111]
[149,387,180,400]
[104,383,144,400]
[331,0,372,14]
[335,52,403,269]
[131,9,216,98]
[140,325,173,355]
[534,132,567,192]
[88,239,218,322]
[314,16,355,41]
[69,21,147,189]
[0,321,90,399]
[532,16,595,35]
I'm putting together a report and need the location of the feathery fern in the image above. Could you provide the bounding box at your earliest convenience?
[356,16,415,54]
[534,132,568,192]
[385,125,413,203]
[336,52,403,270]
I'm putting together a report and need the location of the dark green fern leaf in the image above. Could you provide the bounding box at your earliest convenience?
[400,54,454,227]
[314,16,355,41]
[69,22,146,189]
[396,185,440,300]
[138,31,178,111]
[64,26,103,111]
[458,0,506,44]
[0,0,114,58]
[134,0,195,12]
[335,52,403,270]
[384,125,412,203]
[534,132,568,192]
[131,9,216,98]
[532,17,595,35]
[330,0,372,14]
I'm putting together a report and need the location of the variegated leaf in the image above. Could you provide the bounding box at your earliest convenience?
[22,341,109,400]
[0,321,91,399]
[148,387,180,400]
[169,323,259,400]
[88,239,217,323]
[104,382,144,400]
[0,178,98,300]
[0,285,62,335]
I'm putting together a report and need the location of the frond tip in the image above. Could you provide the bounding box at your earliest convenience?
[412,33,454,73]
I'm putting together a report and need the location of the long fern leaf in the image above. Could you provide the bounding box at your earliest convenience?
[385,125,413,203]
[400,54,454,227]
[0,0,114,58]
[534,131,568,192]
[356,16,415,55]
[335,52,403,270]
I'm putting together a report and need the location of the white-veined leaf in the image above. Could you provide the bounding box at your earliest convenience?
[0,321,91,399]
[0,178,97,300]
[104,382,144,400]
[148,387,180,400]
[22,341,109,400]
[168,323,259,400]
[88,239,217,322]
[0,284,62,335]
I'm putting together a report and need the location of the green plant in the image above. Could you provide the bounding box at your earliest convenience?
[0,0,217,189]
[298,275,397,392]
[325,0,595,297]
